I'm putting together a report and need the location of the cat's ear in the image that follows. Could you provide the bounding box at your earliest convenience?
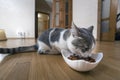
[87,26,94,33]
[71,22,79,36]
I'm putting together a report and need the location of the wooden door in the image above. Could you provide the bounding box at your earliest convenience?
[100,0,118,41]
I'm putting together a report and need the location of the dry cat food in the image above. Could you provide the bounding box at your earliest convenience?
[68,54,95,62]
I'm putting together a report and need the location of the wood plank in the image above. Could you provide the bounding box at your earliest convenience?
[5,62,30,80]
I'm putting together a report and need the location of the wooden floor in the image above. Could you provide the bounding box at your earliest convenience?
[0,39,120,80]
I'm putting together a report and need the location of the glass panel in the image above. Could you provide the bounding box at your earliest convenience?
[65,15,68,26]
[56,14,59,26]
[56,2,59,13]
[65,1,68,13]
[102,0,111,19]
[101,20,109,32]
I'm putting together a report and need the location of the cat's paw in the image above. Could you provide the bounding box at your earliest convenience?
[37,49,49,54]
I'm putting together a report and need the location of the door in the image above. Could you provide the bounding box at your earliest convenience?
[52,0,72,28]
[100,0,118,41]
[35,12,49,38]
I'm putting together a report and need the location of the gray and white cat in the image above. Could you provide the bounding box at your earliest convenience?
[0,23,95,62]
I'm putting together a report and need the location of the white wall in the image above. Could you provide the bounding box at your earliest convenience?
[0,0,35,38]
[73,0,98,39]
[117,0,120,14]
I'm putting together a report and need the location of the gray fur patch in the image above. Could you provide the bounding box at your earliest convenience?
[38,28,53,48]
[51,28,64,42]
[79,28,95,44]
[63,30,71,40]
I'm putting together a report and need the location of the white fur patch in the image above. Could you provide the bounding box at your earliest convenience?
[37,41,51,53]
[117,20,120,29]
[0,54,9,63]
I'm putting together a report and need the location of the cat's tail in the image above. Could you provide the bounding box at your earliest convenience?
[0,45,38,62]
[0,44,38,54]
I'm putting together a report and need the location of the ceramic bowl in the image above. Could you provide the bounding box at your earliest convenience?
[61,49,103,72]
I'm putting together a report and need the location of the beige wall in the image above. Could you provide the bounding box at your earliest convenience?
[0,0,35,38]
[73,0,98,39]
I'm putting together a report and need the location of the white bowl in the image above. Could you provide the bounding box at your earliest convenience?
[61,49,103,72]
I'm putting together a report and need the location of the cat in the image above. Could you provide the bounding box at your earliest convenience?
[116,13,120,40]
[0,23,95,62]
[117,13,120,32]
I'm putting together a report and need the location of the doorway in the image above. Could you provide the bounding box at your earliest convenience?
[99,0,118,41]
[35,12,50,38]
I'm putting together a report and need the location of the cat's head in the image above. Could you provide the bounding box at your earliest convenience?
[70,23,95,56]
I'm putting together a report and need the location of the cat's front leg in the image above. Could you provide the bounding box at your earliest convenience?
[37,48,48,54]
[38,46,60,54]
[37,41,51,54]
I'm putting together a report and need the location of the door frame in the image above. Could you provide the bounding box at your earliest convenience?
[35,11,50,39]
[97,0,102,41]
